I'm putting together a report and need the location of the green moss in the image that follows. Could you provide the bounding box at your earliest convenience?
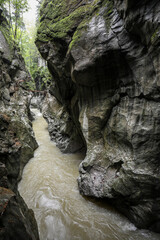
[103,0,113,31]
[69,0,113,49]
[37,0,114,45]
[37,4,93,41]
[68,29,81,50]
[40,0,67,22]
[68,18,89,50]
[151,29,159,44]
[51,5,92,37]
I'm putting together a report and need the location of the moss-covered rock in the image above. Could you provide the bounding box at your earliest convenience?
[37,0,113,44]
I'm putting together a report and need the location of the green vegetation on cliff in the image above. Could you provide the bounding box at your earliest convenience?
[37,0,113,48]
[0,0,51,92]
[0,0,28,45]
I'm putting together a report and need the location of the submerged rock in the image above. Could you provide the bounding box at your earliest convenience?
[36,0,160,232]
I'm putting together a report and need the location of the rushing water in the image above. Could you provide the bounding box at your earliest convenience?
[18,109,160,240]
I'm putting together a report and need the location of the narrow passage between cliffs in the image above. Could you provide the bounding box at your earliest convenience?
[18,109,160,240]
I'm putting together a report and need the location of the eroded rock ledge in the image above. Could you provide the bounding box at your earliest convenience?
[36,0,160,232]
[0,11,39,240]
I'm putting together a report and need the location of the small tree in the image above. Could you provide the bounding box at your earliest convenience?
[11,0,28,41]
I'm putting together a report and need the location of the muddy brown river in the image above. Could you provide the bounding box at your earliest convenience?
[18,109,160,240]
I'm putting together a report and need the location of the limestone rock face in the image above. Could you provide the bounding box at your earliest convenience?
[36,0,160,232]
[0,12,39,240]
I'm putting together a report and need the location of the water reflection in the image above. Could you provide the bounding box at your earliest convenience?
[18,109,160,240]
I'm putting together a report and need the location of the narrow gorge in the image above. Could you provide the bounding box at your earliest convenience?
[0,0,160,239]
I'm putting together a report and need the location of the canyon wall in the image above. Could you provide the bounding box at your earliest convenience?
[36,0,160,232]
[0,10,39,239]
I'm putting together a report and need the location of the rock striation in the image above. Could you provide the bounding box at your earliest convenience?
[0,10,39,240]
[36,0,160,232]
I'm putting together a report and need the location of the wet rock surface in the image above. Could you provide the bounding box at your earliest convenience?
[36,0,160,232]
[0,12,39,240]
[42,93,85,153]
